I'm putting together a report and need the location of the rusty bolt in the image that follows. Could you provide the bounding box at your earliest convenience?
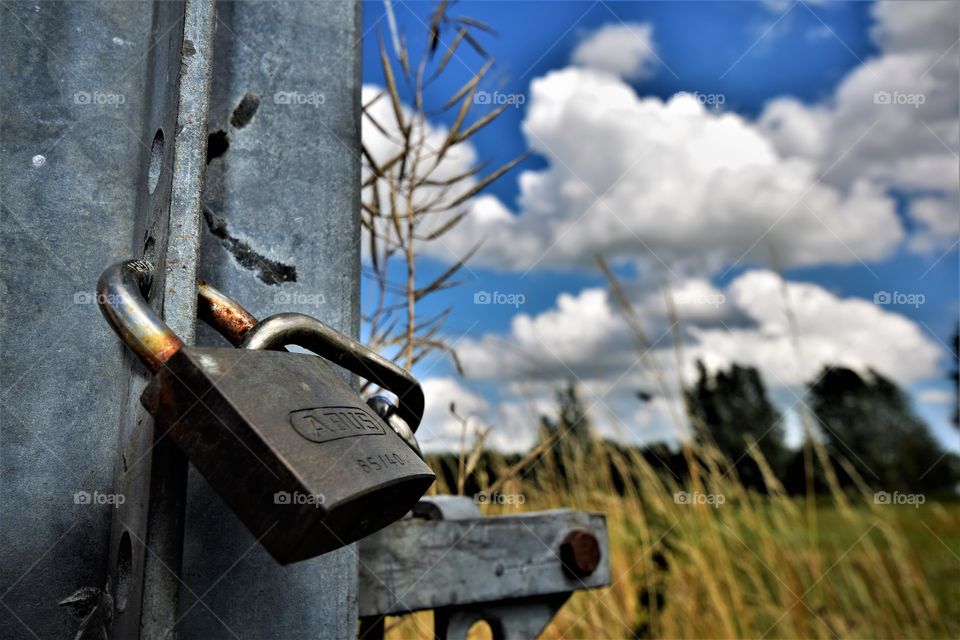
[560,529,600,577]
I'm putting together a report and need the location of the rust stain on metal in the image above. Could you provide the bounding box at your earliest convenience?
[197,281,257,346]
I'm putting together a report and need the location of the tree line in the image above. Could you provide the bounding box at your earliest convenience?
[429,362,960,498]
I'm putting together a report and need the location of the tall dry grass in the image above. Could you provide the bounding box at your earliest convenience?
[521,440,955,639]
[381,439,958,640]
[381,255,958,639]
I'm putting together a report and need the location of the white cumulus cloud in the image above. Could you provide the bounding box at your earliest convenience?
[907,196,960,253]
[420,6,957,272]
[456,271,942,440]
[758,1,959,249]
[570,22,659,80]
[916,388,954,406]
[449,270,945,447]
[416,377,541,453]
[687,270,942,387]
[417,377,488,452]
[360,85,483,265]
[427,69,903,273]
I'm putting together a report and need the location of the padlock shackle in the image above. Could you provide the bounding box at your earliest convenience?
[100,263,423,431]
[97,261,184,373]
[240,313,425,433]
[197,281,258,346]
[98,261,257,372]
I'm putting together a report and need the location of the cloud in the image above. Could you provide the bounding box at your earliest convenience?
[416,377,540,453]
[758,52,958,193]
[688,270,942,387]
[459,269,941,392]
[570,23,659,80]
[416,377,488,452]
[360,85,482,264]
[483,401,542,453]
[916,388,954,405]
[362,86,477,199]
[451,270,944,447]
[456,285,633,382]
[907,196,960,253]
[362,7,957,451]
[869,0,959,54]
[759,0,959,245]
[430,71,902,272]
[419,4,957,273]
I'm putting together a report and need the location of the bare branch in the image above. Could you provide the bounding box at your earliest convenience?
[361,3,522,376]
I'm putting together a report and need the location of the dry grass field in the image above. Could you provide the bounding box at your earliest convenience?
[382,440,960,639]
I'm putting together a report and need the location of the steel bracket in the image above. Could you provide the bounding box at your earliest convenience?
[358,496,611,640]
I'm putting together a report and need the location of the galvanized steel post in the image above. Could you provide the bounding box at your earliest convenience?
[0,0,363,637]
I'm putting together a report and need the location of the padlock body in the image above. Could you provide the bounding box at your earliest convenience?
[141,346,435,564]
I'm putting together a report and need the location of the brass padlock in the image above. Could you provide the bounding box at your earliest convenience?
[98,260,435,564]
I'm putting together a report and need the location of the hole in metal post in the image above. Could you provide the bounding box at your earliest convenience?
[230,92,261,128]
[147,129,164,194]
[115,531,132,612]
[207,130,229,164]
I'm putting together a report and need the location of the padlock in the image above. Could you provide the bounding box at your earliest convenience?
[98,260,435,564]
[367,395,422,457]
[199,286,425,455]
[240,312,426,457]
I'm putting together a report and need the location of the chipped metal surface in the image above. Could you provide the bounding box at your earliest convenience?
[183,0,364,637]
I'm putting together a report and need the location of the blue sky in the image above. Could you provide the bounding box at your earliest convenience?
[363,2,877,204]
[359,1,959,453]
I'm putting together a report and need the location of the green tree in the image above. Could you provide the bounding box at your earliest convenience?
[685,361,788,490]
[808,366,958,493]
[538,382,594,485]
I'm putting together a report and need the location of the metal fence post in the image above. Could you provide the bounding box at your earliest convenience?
[1,0,362,637]
[181,1,363,637]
